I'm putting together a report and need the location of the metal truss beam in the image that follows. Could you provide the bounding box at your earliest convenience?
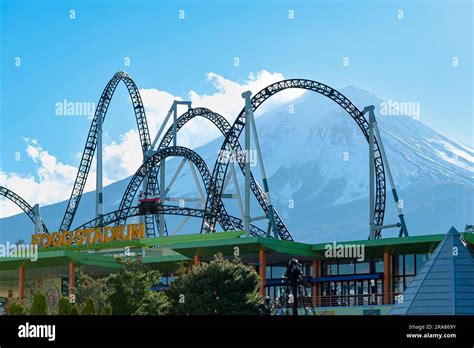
[0,186,48,233]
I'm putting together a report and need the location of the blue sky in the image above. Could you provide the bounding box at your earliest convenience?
[0,0,472,216]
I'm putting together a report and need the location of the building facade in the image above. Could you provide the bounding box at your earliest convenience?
[1,229,473,315]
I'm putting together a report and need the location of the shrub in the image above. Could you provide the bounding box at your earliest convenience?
[167,253,263,315]
[58,297,79,315]
[7,301,27,315]
[106,257,169,315]
[30,291,48,315]
[81,298,96,315]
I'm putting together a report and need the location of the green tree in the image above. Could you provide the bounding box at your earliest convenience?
[167,253,263,315]
[135,290,170,315]
[81,298,96,315]
[30,291,48,315]
[6,301,27,315]
[58,297,79,315]
[106,257,169,315]
[99,304,112,315]
[75,270,109,314]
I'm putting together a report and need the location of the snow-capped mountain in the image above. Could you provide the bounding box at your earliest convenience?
[1,86,472,244]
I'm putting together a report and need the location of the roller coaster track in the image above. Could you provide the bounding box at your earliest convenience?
[202,79,387,239]
[0,186,48,233]
[58,72,153,232]
[140,107,292,239]
[2,73,390,243]
[72,204,267,237]
[116,146,238,233]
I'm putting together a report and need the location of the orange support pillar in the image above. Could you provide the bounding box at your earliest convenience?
[193,254,201,266]
[69,260,75,296]
[259,249,266,296]
[312,259,320,307]
[383,249,391,304]
[18,265,25,305]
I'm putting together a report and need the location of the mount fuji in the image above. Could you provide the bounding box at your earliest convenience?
[1,86,472,244]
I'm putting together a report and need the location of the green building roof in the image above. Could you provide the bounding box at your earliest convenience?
[1,230,473,271]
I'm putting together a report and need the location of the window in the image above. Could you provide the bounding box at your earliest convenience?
[300,262,311,276]
[393,253,426,292]
[322,282,330,296]
[305,263,313,276]
[363,280,369,295]
[322,260,338,276]
[374,258,384,273]
[416,254,428,273]
[338,260,355,275]
[318,278,386,307]
[376,279,383,294]
[272,265,286,279]
[404,254,415,276]
[356,261,370,274]
[61,278,69,296]
[320,258,385,276]
[394,277,404,293]
[394,255,404,276]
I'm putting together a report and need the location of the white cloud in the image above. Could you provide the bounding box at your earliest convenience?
[189,70,304,119]
[1,70,303,218]
[138,88,183,137]
[0,140,78,217]
[142,70,306,149]
[0,139,116,218]
[102,129,142,182]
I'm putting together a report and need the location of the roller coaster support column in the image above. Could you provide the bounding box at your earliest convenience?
[159,159,166,236]
[150,100,192,150]
[364,106,409,238]
[372,115,409,238]
[242,91,279,238]
[96,114,103,226]
[33,204,41,234]
[368,106,376,240]
[150,100,191,236]
[243,92,251,237]
[172,101,192,146]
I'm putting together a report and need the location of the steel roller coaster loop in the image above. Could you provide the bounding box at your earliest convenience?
[202,79,387,240]
[115,146,240,233]
[0,186,49,233]
[135,107,291,239]
[58,72,156,232]
[141,107,234,237]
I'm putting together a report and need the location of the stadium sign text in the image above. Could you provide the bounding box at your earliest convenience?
[31,223,145,248]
